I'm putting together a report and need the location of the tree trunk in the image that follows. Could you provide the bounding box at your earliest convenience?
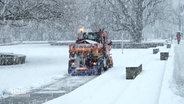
[130,1,144,43]
[131,30,142,43]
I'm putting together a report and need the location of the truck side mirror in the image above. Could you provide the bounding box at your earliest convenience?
[108,40,112,45]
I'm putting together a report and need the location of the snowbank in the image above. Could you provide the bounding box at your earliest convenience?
[158,44,184,104]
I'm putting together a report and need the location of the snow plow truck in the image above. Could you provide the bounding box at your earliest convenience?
[68,28,113,75]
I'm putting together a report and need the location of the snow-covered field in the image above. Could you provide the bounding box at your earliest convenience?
[0,42,184,104]
[0,44,69,97]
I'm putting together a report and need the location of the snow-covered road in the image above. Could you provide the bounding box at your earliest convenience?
[44,46,173,104]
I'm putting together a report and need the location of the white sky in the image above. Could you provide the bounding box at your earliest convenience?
[172,0,179,9]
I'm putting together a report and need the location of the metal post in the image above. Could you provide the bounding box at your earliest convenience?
[179,0,183,32]
[122,33,124,54]
[179,16,182,31]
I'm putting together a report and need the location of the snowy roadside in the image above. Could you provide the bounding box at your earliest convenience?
[158,44,184,104]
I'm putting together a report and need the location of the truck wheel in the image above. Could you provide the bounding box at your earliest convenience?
[103,66,108,71]
[97,61,103,75]
[104,57,110,71]
[97,67,102,75]
[68,61,72,74]
[102,57,108,71]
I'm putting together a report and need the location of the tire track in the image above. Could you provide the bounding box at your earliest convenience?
[0,75,96,104]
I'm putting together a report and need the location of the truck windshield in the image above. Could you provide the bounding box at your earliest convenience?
[83,32,98,40]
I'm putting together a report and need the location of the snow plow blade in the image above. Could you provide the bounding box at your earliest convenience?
[68,67,100,76]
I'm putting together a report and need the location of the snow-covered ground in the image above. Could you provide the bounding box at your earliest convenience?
[0,44,69,97]
[0,41,184,104]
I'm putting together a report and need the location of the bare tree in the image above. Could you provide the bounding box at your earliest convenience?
[0,0,78,41]
[105,0,165,43]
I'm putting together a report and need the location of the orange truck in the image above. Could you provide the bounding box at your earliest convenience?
[68,29,113,75]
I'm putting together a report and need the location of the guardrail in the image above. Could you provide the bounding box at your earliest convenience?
[0,40,165,49]
[49,40,165,49]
